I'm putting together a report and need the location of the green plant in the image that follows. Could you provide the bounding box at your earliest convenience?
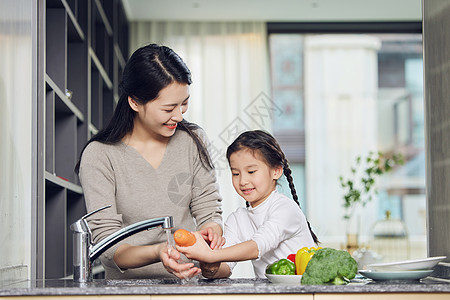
[339,151,404,221]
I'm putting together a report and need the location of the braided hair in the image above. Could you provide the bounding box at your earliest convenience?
[226,130,319,244]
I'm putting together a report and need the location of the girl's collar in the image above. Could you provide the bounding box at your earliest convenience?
[248,189,278,211]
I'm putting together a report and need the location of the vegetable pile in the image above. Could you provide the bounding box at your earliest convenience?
[265,247,358,285]
[301,248,358,285]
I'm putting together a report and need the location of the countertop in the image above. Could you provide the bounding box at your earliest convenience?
[1,276,450,296]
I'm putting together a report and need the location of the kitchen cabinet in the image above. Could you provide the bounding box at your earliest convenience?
[36,0,128,279]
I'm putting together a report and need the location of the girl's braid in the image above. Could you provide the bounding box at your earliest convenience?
[282,156,320,245]
[282,157,299,205]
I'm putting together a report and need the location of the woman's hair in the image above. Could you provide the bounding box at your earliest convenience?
[75,44,213,173]
[226,130,319,244]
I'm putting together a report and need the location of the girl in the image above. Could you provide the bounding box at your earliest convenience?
[76,44,223,279]
[178,130,319,278]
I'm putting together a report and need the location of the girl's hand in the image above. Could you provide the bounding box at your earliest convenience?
[176,232,215,263]
[159,243,201,279]
[198,227,226,249]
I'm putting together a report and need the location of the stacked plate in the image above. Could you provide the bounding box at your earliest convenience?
[359,256,446,281]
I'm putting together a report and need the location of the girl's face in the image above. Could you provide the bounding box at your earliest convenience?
[129,82,190,140]
[229,149,282,208]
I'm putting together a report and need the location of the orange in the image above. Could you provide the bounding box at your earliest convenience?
[174,229,196,246]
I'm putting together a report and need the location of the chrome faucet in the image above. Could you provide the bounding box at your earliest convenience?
[70,205,174,282]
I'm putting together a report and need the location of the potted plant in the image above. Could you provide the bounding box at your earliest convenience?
[339,151,404,252]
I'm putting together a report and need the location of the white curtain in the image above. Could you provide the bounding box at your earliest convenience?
[0,0,33,281]
[129,21,271,277]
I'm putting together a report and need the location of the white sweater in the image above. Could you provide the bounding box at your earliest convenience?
[224,190,315,278]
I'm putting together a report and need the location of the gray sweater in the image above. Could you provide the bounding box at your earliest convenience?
[79,128,223,279]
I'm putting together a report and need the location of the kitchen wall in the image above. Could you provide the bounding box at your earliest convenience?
[423,0,450,260]
[0,0,35,281]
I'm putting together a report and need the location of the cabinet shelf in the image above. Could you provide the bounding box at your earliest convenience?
[38,0,129,280]
[46,74,84,122]
[114,44,126,69]
[45,171,83,194]
[94,0,113,36]
[44,181,68,279]
[89,123,99,135]
[90,48,113,89]
[63,0,86,42]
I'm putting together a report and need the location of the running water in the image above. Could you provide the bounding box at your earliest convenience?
[165,228,175,248]
[165,228,199,283]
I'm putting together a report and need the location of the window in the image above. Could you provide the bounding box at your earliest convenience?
[269,27,425,263]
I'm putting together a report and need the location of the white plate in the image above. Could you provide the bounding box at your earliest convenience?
[366,256,446,271]
[359,269,434,281]
[265,273,302,284]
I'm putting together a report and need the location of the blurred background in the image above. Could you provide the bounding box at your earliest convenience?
[122,0,425,277]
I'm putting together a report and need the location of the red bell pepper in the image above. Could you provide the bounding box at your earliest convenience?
[287,253,296,263]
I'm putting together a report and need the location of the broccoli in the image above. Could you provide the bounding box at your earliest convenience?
[301,248,358,285]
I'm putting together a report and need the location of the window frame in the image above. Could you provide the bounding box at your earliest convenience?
[267,22,422,34]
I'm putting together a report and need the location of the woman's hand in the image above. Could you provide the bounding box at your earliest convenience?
[176,232,216,263]
[198,227,226,249]
[159,243,201,279]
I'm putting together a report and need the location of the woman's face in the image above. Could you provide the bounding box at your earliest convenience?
[229,149,282,208]
[130,82,190,140]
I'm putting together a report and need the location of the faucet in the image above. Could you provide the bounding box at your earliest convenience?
[70,205,174,282]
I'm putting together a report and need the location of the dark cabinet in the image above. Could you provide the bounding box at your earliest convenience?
[37,0,128,279]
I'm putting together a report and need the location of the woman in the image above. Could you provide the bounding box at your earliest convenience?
[76,44,223,279]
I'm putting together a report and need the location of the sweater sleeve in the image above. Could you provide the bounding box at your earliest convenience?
[78,142,125,269]
[189,129,223,229]
[251,199,306,259]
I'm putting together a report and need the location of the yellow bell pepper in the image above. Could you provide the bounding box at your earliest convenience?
[295,247,322,275]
